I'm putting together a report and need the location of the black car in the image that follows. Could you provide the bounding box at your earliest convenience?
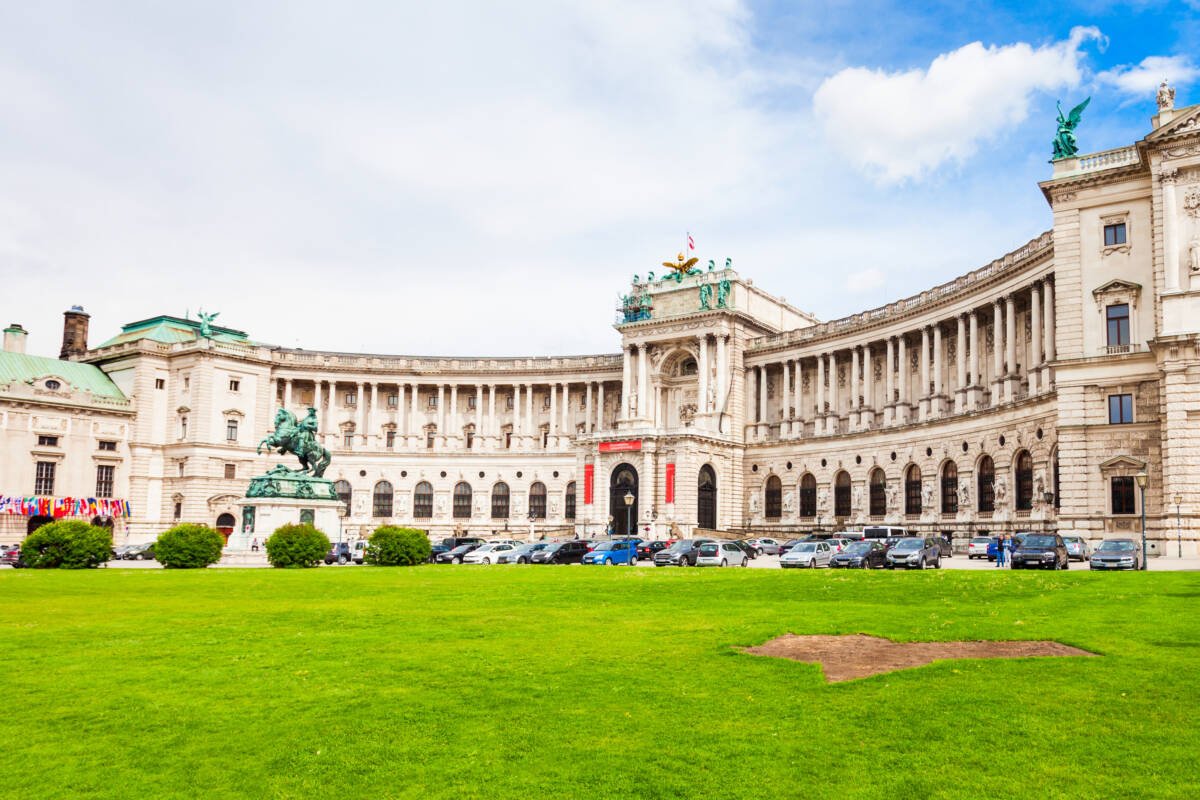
[830,540,887,569]
[1012,534,1069,570]
[429,536,484,562]
[636,541,670,560]
[732,540,760,559]
[652,539,713,567]
[531,541,590,564]
[122,542,156,561]
[777,539,806,558]
[325,542,354,565]
[435,543,482,564]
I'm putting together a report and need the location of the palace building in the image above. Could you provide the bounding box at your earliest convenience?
[2,90,1199,554]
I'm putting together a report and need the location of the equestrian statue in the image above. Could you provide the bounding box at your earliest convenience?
[257,407,332,478]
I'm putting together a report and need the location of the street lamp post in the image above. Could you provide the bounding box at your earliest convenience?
[1175,494,1183,559]
[1135,471,1149,571]
[623,491,635,538]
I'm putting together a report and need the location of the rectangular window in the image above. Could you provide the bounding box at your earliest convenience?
[427,395,438,409]
[225,419,238,441]
[98,440,117,451]
[1111,476,1136,515]
[426,432,435,449]
[37,435,59,447]
[386,430,396,448]
[183,375,190,389]
[173,502,182,520]
[180,417,188,439]
[466,431,475,449]
[155,378,165,390]
[344,432,354,448]
[224,463,236,480]
[387,393,398,408]
[468,395,477,410]
[542,396,551,410]
[178,461,185,477]
[1108,394,1133,424]
[34,461,55,495]
[345,392,357,406]
[1106,304,1130,347]
[229,379,240,392]
[542,431,549,448]
[506,396,514,410]
[504,432,512,449]
[1104,222,1127,246]
[95,465,115,498]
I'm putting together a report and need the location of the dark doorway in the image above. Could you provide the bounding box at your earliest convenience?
[698,465,717,530]
[609,463,639,537]
[216,512,236,544]
[27,516,52,535]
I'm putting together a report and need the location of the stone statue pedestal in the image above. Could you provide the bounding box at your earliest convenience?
[236,497,344,549]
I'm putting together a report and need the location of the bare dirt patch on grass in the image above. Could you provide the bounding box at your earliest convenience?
[745,634,1097,682]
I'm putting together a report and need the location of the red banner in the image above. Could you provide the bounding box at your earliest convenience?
[599,440,642,453]
[665,463,675,504]
[584,464,594,505]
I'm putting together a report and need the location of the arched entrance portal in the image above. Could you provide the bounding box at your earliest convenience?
[697,465,717,530]
[609,463,639,537]
[215,513,236,544]
[27,516,52,535]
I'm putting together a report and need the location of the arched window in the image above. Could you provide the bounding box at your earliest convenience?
[834,471,851,517]
[565,481,576,520]
[491,482,510,519]
[372,480,394,517]
[453,482,472,519]
[529,482,547,519]
[765,475,782,519]
[413,481,433,518]
[904,465,922,515]
[977,456,995,512]
[869,468,886,517]
[941,462,958,515]
[799,474,817,518]
[1015,450,1034,510]
[697,465,717,529]
[333,480,352,513]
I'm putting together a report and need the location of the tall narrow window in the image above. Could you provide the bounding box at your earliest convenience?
[565,481,576,519]
[834,471,851,517]
[95,465,115,498]
[225,419,238,442]
[343,431,354,448]
[799,474,817,518]
[1111,476,1135,514]
[1108,394,1133,424]
[426,432,435,449]
[333,480,352,513]
[1015,451,1034,511]
[387,393,398,408]
[373,481,394,517]
[1106,304,1130,347]
[180,417,188,439]
[228,379,240,392]
[941,461,958,514]
[977,456,995,513]
[904,465,922,515]
[224,463,236,480]
[453,482,472,519]
[869,469,886,517]
[1103,222,1127,246]
[466,431,475,449]
[529,482,547,519]
[765,475,782,519]
[34,462,55,495]
[413,482,434,518]
[386,430,396,448]
[491,482,510,519]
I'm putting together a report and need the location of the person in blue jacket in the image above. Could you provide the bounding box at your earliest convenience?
[997,535,1009,568]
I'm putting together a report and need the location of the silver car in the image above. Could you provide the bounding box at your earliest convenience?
[780,541,832,568]
[885,537,942,569]
[1062,536,1091,562]
[1090,539,1141,570]
[694,541,749,567]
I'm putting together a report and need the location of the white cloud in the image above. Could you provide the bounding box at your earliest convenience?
[1098,55,1200,95]
[846,267,886,293]
[812,27,1102,183]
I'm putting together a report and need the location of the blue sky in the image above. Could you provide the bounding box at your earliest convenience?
[2,1,1196,357]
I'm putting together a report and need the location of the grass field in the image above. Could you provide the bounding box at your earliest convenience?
[1,567,1198,799]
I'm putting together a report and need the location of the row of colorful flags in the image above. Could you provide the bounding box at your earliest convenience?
[0,496,133,519]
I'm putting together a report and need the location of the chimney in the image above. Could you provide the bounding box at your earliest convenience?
[60,306,90,360]
[3,323,27,354]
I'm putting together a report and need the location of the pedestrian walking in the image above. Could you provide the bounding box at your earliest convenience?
[997,536,1009,568]
[251,537,259,552]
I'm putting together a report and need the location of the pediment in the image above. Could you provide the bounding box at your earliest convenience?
[1092,279,1142,297]
[223,408,245,418]
[1098,455,1146,472]
[1146,104,1200,142]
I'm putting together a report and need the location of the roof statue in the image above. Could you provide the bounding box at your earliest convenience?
[699,282,713,310]
[1157,80,1175,112]
[1051,97,1090,160]
[662,252,702,282]
[247,407,337,500]
[197,309,219,339]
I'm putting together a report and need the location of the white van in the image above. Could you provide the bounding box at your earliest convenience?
[352,540,368,564]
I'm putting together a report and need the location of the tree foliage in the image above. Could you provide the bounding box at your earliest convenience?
[365,526,432,566]
[264,523,330,568]
[155,524,225,569]
[20,520,112,569]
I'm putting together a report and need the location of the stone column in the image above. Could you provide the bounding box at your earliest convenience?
[323,380,335,446]
[1043,280,1055,388]
[955,316,966,413]
[992,300,1004,404]
[968,312,980,410]
[816,354,826,432]
[313,380,323,437]
[827,353,839,435]
[919,327,931,421]
[409,383,420,447]
[597,382,605,431]
[884,338,895,426]
[781,359,791,436]
[449,384,459,447]
[637,345,649,420]
[585,382,593,434]
[716,334,728,414]
[525,382,535,447]
[1005,295,1017,402]
[562,382,571,439]
[897,336,909,424]
[758,364,768,436]
[368,382,377,446]
[354,381,365,444]
[283,379,293,410]
[849,348,860,432]
[475,384,483,447]
[620,346,632,422]
[437,384,447,446]
[487,384,496,446]
[861,344,875,428]
[932,325,944,416]
[1164,172,1180,292]
[793,358,803,437]
[697,335,709,416]
[1030,283,1043,395]
[549,381,558,438]
[514,384,523,437]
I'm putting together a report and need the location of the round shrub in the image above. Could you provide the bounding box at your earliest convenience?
[365,526,431,566]
[264,523,329,568]
[155,524,224,569]
[21,520,112,569]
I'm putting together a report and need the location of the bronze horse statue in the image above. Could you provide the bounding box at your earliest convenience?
[257,407,331,478]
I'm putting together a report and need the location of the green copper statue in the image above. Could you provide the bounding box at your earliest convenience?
[717,278,731,308]
[1051,98,1090,160]
[699,282,713,310]
[197,310,219,339]
[257,407,332,477]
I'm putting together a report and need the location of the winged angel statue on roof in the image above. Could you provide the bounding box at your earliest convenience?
[1051,97,1090,160]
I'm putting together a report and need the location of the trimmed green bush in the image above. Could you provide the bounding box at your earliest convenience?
[20,520,113,569]
[365,526,431,566]
[155,524,225,569]
[264,523,329,568]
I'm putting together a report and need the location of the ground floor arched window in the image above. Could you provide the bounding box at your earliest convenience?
[905,465,922,515]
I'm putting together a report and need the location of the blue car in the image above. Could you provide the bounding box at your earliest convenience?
[581,540,638,565]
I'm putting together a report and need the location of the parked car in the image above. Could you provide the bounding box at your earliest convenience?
[746,537,783,555]
[1012,534,1070,570]
[652,539,713,567]
[1,545,25,568]
[1062,536,1091,562]
[352,540,368,564]
[777,539,807,558]
[694,541,749,567]
[931,537,953,558]
[325,542,354,565]
[885,537,942,569]
[830,540,887,569]
[463,542,516,564]
[581,540,637,565]
[122,542,156,561]
[532,541,590,564]
[967,537,995,560]
[730,540,759,560]
[435,543,481,564]
[636,541,670,560]
[497,543,548,564]
[826,537,852,554]
[1090,538,1142,570]
[863,525,909,541]
[780,541,833,568]
[110,543,138,560]
[429,536,484,562]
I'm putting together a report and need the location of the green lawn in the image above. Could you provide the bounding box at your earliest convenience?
[1,567,1197,799]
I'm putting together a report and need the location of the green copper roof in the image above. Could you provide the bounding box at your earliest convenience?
[96,315,250,348]
[0,352,126,399]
